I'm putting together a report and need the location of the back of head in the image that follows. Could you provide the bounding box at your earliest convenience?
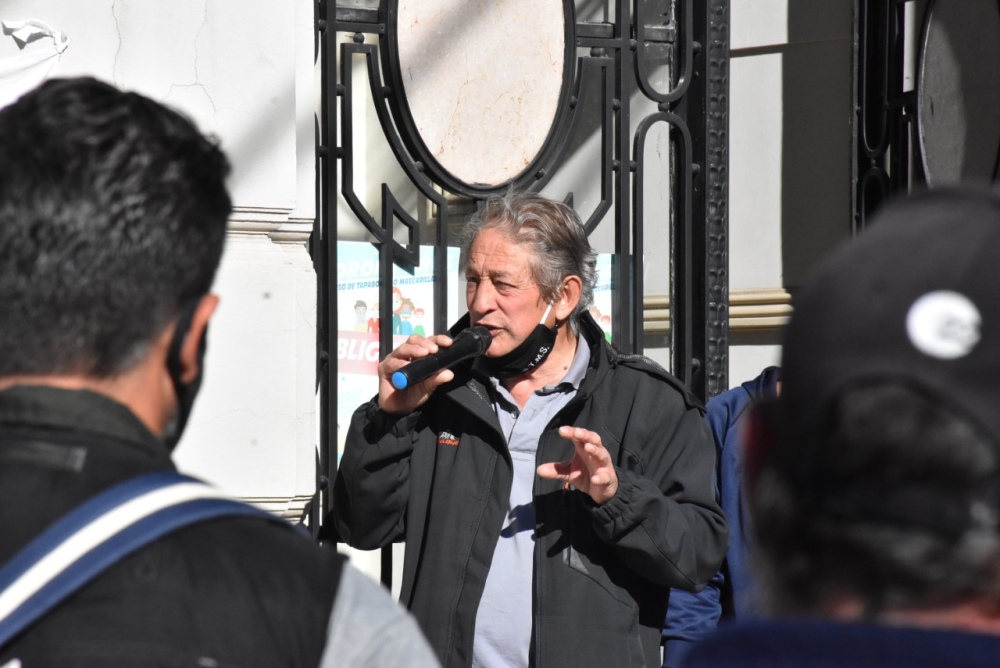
[0,77,231,378]
[460,191,597,331]
[751,186,1000,619]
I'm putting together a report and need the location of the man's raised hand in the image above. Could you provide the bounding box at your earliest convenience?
[537,425,619,505]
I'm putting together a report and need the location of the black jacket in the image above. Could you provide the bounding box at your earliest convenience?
[0,386,343,667]
[333,314,728,668]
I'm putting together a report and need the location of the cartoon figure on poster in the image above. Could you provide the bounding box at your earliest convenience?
[391,287,404,334]
[353,300,368,332]
[400,298,415,335]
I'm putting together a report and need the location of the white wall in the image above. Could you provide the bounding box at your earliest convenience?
[726,0,853,389]
[0,0,320,513]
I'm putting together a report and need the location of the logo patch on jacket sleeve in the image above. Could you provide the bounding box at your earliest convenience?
[437,431,460,447]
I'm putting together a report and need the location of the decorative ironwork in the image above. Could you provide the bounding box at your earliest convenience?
[314,0,731,555]
[853,0,1000,231]
[852,0,915,233]
[704,0,731,399]
[854,0,886,232]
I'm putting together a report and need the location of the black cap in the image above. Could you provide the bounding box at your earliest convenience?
[780,186,1000,448]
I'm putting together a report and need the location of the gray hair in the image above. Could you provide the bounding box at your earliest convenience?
[459,191,597,333]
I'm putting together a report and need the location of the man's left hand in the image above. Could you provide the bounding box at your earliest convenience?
[537,426,619,505]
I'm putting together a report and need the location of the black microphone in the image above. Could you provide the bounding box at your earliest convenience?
[391,326,493,390]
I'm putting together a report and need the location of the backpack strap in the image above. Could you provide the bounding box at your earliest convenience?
[0,471,298,648]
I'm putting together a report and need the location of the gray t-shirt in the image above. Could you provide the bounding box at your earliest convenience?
[320,562,440,667]
[471,340,590,668]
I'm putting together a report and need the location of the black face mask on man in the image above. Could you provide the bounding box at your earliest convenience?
[484,302,559,378]
[162,300,208,452]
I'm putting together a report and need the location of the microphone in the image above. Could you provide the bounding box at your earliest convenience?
[391,326,493,390]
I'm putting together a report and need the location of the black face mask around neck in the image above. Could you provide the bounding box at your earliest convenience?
[484,315,559,378]
[162,300,208,452]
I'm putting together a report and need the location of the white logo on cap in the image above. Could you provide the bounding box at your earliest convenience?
[906,290,981,359]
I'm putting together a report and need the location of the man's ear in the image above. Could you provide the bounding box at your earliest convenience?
[554,275,582,322]
[178,294,219,383]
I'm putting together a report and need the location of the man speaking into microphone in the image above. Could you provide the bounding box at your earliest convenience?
[332,192,727,668]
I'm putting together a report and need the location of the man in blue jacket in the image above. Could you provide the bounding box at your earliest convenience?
[662,366,780,666]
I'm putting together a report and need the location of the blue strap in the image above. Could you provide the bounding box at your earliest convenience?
[0,471,296,648]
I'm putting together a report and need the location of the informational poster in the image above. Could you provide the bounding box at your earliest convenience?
[335,241,460,457]
[592,253,615,343]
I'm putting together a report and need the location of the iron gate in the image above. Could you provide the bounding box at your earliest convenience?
[853,0,1000,231]
[312,0,731,553]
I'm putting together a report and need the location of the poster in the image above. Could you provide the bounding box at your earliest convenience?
[591,253,615,343]
[335,241,460,456]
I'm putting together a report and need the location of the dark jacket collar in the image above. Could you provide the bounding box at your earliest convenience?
[0,385,168,461]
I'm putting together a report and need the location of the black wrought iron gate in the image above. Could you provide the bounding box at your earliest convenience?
[311,0,731,559]
[852,0,1000,231]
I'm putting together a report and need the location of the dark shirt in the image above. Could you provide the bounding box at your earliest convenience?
[682,618,1000,668]
[0,385,341,667]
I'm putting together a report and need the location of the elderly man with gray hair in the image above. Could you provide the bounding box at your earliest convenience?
[334,191,727,668]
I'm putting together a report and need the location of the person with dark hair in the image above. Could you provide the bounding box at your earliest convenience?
[354,299,369,332]
[333,190,728,668]
[685,186,1000,667]
[0,77,438,667]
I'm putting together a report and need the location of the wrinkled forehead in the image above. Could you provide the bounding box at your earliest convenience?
[466,230,537,278]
